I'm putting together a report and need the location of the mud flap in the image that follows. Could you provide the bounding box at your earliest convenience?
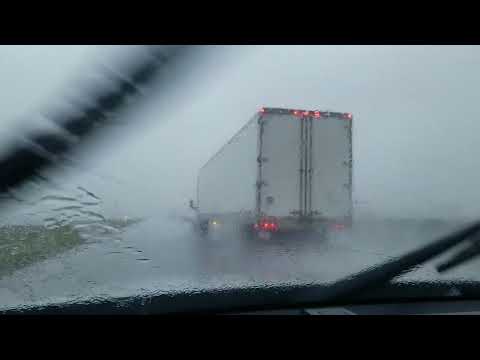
[258,231,272,240]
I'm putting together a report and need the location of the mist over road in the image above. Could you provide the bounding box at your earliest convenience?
[0,215,469,310]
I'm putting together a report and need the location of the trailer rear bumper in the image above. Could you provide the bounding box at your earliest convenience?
[270,216,352,232]
[249,216,352,238]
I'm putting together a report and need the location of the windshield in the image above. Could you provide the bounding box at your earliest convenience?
[1,45,479,310]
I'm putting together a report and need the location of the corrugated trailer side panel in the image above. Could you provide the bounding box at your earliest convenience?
[197,116,258,217]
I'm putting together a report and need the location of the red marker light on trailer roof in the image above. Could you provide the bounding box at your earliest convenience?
[332,223,346,231]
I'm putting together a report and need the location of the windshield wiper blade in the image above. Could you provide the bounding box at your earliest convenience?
[309,220,480,305]
[436,234,480,273]
[0,45,194,197]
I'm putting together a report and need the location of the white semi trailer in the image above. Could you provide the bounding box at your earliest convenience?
[191,107,353,238]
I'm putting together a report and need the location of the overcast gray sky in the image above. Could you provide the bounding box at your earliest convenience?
[1,45,479,222]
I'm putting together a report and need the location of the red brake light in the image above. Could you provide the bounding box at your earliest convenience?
[314,111,321,118]
[259,108,266,114]
[256,218,279,232]
[343,113,352,120]
[332,223,346,231]
[303,111,310,116]
[292,110,302,117]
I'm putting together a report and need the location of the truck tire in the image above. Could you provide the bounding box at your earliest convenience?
[199,220,209,237]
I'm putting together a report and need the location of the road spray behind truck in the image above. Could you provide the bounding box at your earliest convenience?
[191,107,353,239]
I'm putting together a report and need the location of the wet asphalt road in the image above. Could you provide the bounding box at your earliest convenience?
[0,217,475,310]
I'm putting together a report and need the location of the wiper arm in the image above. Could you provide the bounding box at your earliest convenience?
[436,234,480,273]
[311,221,480,305]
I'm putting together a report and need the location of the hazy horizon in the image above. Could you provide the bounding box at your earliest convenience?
[1,45,479,224]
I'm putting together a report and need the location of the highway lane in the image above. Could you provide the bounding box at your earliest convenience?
[0,216,469,310]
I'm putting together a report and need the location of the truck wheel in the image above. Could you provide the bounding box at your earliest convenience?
[199,220,209,237]
[241,225,255,240]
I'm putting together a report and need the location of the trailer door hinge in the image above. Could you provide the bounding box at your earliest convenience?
[256,180,268,188]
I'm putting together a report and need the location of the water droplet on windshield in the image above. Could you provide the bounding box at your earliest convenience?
[39,195,77,203]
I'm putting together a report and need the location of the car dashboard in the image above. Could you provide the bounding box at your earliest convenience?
[236,300,480,315]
